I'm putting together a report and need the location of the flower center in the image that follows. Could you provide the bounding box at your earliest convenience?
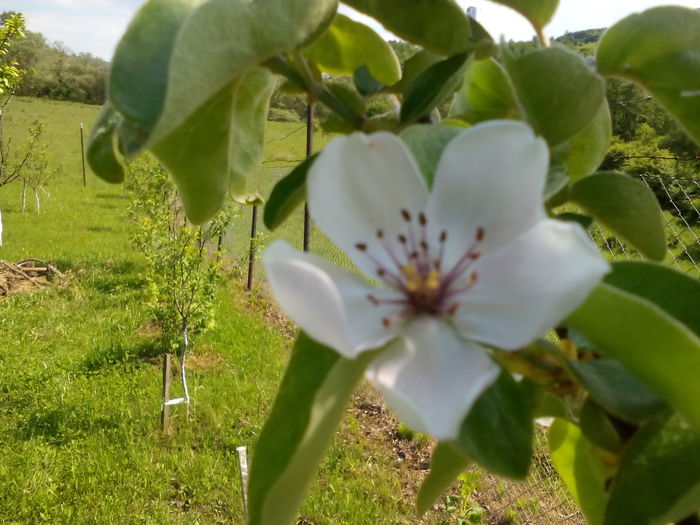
[355,209,484,327]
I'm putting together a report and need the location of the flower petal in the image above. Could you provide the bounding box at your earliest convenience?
[263,241,401,358]
[366,318,500,440]
[454,220,610,350]
[426,121,549,266]
[308,132,429,278]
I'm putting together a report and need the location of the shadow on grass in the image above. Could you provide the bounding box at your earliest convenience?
[94,193,128,200]
[15,408,121,446]
[81,339,164,374]
[80,259,148,294]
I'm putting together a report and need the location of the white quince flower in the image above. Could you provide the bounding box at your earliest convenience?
[264,121,609,440]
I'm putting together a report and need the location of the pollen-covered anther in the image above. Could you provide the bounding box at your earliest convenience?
[440,231,447,243]
[376,229,384,239]
[355,243,368,251]
[419,213,427,226]
[401,209,412,222]
[470,272,478,285]
[367,294,380,306]
[447,302,461,316]
[476,227,485,241]
[470,252,481,260]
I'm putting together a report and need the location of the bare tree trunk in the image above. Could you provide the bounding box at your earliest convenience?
[21,179,27,212]
[34,189,40,214]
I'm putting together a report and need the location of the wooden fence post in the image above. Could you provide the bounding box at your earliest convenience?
[246,206,258,290]
[161,353,172,430]
[303,102,314,253]
[80,123,87,187]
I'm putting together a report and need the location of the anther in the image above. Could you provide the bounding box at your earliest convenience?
[401,209,412,222]
[382,318,391,328]
[398,235,407,244]
[470,272,478,285]
[419,213,427,226]
[367,295,380,306]
[356,243,368,251]
[410,251,419,259]
[447,303,461,316]
[476,227,485,241]
[376,229,384,239]
[440,231,447,243]
[420,241,429,252]
[469,252,481,260]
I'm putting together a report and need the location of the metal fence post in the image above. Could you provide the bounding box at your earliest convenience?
[80,123,87,187]
[246,206,258,290]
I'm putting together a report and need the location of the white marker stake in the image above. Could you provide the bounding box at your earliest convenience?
[236,446,249,524]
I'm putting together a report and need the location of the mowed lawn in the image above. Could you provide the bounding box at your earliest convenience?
[0,97,446,524]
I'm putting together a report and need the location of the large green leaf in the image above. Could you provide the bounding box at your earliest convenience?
[597,6,700,146]
[450,58,519,124]
[109,0,202,155]
[264,156,317,231]
[152,68,274,223]
[568,283,700,430]
[150,0,338,144]
[564,101,612,182]
[86,105,124,184]
[389,49,443,94]
[488,0,559,31]
[401,53,471,125]
[399,124,462,188]
[341,0,472,55]
[579,398,622,453]
[605,413,700,525]
[604,261,700,338]
[503,45,606,145]
[570,172,666,261]
[416,443,470,515]
[248,333,374,525]
[305,14,401,85]
[568,358,666,424]
[228,68,277,205]
[453,372,533,479]
[549,419,609,525]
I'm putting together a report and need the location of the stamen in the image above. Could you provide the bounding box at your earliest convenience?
[476,227,485,241]
[419,213,427,226]
[440,231,447,243]
[356,243,367,251]
[376,229,384,239]
[398,235,407,244]
[447,303,460,316]
[401,209,412,222]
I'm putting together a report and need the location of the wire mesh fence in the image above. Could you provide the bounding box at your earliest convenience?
[223,167,700,524]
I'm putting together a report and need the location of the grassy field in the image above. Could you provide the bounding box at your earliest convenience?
[0,97,462,524]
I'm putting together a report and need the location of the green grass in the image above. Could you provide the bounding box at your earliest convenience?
[0,97,450,524]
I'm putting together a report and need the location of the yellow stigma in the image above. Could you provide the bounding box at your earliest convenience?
[401,265,442,293]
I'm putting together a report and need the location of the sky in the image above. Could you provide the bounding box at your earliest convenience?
[4,0,700,61]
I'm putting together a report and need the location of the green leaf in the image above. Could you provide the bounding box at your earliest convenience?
[549,419,609,525]
[401,53,471,125]
[109,0,202,155]
[228,68,277,205]
[152,68,274,223]
[453,372,533,479]
[567,283,700,431]
[305,14,401,85]
[389,49,443,94]
[399,124,462,188]
[353,65,384,97]
[86,105,125,184]
[604,261,700,338]
[579,398,622,453]
[570,172,666,261]
[568,358,666,424]
[416,443,470,515]
[488,0,559,32]
[556,212,593,230]
[264,156,316,231]
[450,57,519,124]
[248,333,374,525]
[150,0,338,144]
[596,6,700,146]
[564,101,612,182]
[341,0,472,55]
[503,45,606,145]
[605,413,700,525]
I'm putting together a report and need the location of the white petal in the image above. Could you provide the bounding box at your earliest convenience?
[263,241,401,358]
[366,318,500,440]
[426,121,549,266]
[308,132,428,277]
[453,220,610,350]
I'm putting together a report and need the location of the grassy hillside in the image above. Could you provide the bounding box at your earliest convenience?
[0,97,457,524]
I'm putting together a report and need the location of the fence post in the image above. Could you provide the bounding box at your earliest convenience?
[80,123,87,187]
[236,446,250,524]
[303,102,314,252]
[161,353,172,430]
[246,206,258,290]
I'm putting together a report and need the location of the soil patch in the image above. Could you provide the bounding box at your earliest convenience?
[0,259,65,298]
